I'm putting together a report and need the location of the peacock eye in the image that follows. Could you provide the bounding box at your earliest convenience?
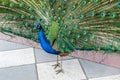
[79,14,84,19]
[51,8,55,13]
[52,0,56,3]
[118,38,120,42]
[63,0,67,5]
[100,12,106,18]
[2,2,6,6]
[62,10,66,16]
[13,16,18,20]
[28,7,33,11]
[21,15,26,19]
[5,15,10,20]
[62,44,65,48]
[57,17,61,21]
[71,5,76,11]
[118,2,120,7]
[10,3,14,7]
[68,15,74,20]
[57,8,61,13]
[25,22,29,27]
[93,0,99,2]
[110,13,116,18]
[64,24,67,29]
[83,30,87,35]
[78,44,82,49]
[89,34,95,39]
[67,31,71,35]
[76,34,81,38]
[30,15,35,19]
[84,38,88,42]
[53,16,56,21]
[19,3,24,8]
[89,12,95,17]
[70,39,74,43]
[81,1,87,6]
[73,23,78,29]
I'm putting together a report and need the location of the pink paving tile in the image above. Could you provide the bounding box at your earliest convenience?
[70,51,120,69]
[101,54,120,68]
[0,33,41,49]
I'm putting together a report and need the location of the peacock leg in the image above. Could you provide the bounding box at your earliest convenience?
[56,57,64,74]
[52,55,60,69]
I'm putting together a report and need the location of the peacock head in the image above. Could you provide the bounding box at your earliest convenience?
[34,22,42,30]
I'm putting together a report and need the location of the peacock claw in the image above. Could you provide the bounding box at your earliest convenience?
[52,63,60,69]
[56,69,64,74]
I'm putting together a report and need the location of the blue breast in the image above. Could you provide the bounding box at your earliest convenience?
[39,29,60,55]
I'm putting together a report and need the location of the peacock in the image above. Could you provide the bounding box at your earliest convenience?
[0,0,120,74]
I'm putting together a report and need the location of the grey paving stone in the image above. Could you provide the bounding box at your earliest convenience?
[0,48,35,68]
[34,48,73,63]
[89,74,120,80]
[79,59,120,79]
[0,40,29,51]
[37,59,86,80]
[0,64,38,80]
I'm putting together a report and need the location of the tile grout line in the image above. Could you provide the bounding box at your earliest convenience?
[33,47,40,80]
[0,39,32,47]
[78,59,89,80]
[36,57,75,64]
[0,63,34,70]
[0,38,40,48]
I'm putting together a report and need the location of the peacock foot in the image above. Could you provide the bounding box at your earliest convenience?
[56,69,64,74]
[52,63,60,69]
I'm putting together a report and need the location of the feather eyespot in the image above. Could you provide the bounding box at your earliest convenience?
[118,2,120,7]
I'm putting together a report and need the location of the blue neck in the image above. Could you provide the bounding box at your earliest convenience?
[39,28,60,55]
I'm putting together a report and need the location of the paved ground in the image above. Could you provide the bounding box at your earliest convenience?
[0,39,120,80]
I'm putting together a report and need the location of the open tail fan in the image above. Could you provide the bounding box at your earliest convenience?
[0,0,120,54]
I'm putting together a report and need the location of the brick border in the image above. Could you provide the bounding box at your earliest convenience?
[0,33,41,48]
[70,51,120,69]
